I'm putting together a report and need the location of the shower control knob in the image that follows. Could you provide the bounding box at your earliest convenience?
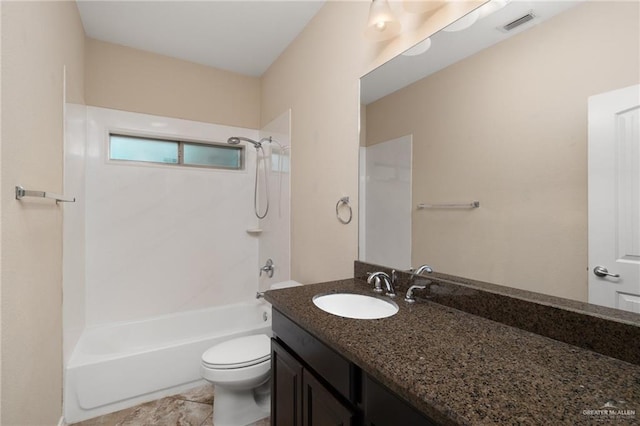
[260,259,274,278]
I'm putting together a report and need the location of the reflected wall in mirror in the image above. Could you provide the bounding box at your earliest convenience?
[359,1,640,310]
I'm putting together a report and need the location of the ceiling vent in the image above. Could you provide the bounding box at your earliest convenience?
[500,12,536,32]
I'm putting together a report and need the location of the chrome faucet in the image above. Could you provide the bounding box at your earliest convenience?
[404,264,434,303]
[404,284,427,303]
[366,270,397,297]
[412,264,433,278]
[409,264,433,284]
[367,274,384,293]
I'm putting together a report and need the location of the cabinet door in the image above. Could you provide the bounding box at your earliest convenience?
[302,369,355,426]
[272,339,303,426]
[363,375,436,426]
[273,309,357,403]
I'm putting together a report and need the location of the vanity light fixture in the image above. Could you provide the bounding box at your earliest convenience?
[365,0,402,41]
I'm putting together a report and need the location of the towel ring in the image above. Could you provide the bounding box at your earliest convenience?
[336,196,352,225]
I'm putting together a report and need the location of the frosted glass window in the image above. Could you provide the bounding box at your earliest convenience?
[109,134,243,170]
[183,143,242,169]
[110,135,178,164]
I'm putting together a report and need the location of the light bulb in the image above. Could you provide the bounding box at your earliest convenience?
[365,0,402,41]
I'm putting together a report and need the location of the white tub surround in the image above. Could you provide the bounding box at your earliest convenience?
[63,103,88,365]
[258,110,292,293]
[72,106,261,326]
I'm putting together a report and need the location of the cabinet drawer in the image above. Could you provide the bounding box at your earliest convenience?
[273,309,357,403]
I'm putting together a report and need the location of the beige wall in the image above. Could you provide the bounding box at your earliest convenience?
[366,2,640,301]
[261,0,482,284]
[1,1,85,424]
[85,39,261,129]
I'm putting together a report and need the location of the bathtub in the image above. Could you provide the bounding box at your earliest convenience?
[64,300,272,423]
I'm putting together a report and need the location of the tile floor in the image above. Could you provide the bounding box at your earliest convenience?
[69,384,270,426]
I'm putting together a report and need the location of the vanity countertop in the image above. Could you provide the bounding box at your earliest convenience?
[265,278,640,426]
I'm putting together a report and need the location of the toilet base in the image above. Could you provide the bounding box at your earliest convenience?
[213,380,270,426]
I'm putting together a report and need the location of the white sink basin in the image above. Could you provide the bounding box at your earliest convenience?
[312,293,399,319]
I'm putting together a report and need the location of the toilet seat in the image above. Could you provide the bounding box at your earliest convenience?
[202,334,270,370]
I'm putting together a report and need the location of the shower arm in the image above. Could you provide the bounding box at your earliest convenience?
[227,136,272,149]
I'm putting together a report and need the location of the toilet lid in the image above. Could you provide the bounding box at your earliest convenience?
[202,334,270,369]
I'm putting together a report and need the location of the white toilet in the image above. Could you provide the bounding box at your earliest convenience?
[201,334,271,426]
[200,280,301,426]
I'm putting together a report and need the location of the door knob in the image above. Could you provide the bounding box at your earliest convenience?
[593,266,620,278]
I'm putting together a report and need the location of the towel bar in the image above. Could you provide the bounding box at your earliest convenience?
[15,185,76,204]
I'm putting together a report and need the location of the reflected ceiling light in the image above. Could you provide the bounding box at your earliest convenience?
[365,0,402,41]
[478,0,512,19]
[403,0,445,14]
[442,8,480,32]
[401,37,432,56]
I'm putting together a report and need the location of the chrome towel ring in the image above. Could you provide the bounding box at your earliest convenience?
[336,196,352,224]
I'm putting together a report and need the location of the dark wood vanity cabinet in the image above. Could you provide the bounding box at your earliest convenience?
[271,309,436,426]
[271,310,356,426]
[271,339,356,426]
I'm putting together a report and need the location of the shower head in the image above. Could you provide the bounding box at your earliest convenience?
[227,136,272,149]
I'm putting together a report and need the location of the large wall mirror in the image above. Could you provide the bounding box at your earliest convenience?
[359,0,639,312]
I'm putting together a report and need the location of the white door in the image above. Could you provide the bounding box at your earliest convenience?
[588,84,640,312]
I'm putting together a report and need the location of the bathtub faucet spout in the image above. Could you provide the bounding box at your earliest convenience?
[256,292,265,299]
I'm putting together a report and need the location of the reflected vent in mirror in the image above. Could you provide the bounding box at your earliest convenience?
[500,12,536,32]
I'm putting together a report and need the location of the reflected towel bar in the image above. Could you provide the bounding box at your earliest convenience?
[417,201,480,209]
[15,185,76,204]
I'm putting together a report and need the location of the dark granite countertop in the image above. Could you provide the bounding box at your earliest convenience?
[265,278,640,426]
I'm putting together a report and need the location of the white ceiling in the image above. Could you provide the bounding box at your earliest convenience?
[76,0,325,77]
